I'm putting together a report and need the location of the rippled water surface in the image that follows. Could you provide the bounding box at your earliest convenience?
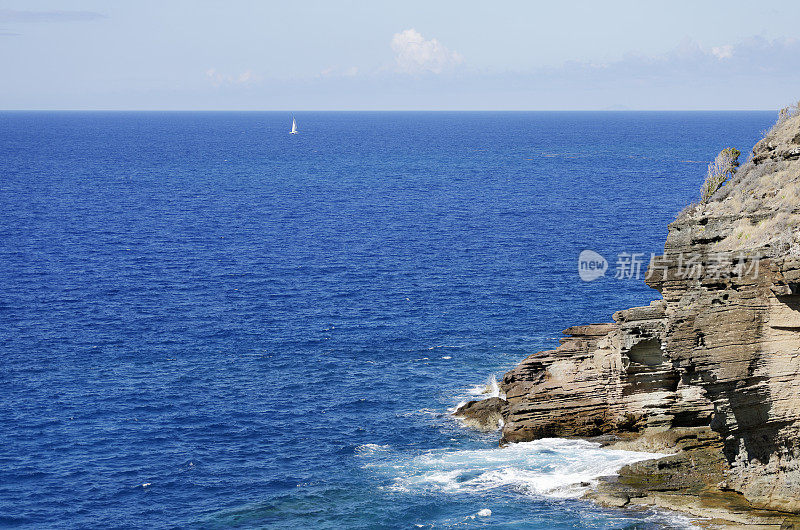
[0,111,774,528]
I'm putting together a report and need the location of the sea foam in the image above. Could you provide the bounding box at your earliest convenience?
[362,438,664,499]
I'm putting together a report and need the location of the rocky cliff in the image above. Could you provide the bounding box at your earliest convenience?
[496,109,800,522]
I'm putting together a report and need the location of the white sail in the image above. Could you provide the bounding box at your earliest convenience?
[290,116,298,134]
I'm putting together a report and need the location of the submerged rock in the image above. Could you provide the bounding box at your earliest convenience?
[453,397,507,432]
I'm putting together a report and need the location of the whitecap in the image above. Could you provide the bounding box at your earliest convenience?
[397,408,441,418]
[354,443,391,455]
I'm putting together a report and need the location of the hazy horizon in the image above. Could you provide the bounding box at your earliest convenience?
[0,109,782,113]
[2,1,799,111]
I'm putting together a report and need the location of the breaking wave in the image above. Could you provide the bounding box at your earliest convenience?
[360,438,665,499]
[467,374,504,399]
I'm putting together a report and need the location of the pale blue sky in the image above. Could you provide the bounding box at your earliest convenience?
[1,0,799,110]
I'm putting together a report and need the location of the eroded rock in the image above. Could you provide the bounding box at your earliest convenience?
[499,110,800,519]
[453,397,507,432]
[500,302,713,443]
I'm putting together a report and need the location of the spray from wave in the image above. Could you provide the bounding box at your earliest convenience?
[451,374,507,414]
[467,374,504,399]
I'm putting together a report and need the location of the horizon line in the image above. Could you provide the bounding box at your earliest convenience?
[0,108,779,113]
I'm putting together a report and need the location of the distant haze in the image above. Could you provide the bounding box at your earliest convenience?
[1,0,799,110]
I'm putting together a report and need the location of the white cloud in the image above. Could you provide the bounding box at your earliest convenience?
[205,68,255,87]
[711,44,734,60]
[390,29,463,74]
[236,70,253,84]
[549,37,799,80]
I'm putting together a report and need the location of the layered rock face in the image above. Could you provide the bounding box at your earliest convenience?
[499,111,800,514]
[501,305,713,443]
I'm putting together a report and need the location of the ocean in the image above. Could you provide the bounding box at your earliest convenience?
[0,111,774,528]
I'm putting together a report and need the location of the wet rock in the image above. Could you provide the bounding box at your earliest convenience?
[587,491,630,508]
[453,397,507,432]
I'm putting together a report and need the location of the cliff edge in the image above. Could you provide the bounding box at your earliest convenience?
[497,108,800,525]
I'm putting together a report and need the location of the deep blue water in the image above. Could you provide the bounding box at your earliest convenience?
[0,111,774,529]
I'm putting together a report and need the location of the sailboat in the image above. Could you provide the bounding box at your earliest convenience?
[290,115,298,134]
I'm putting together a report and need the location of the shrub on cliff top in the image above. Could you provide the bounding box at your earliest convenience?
[700,147,740,203]
[761,100,800,138]
[777,101,800,125]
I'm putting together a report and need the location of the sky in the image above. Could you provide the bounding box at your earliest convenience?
[1,0,800,110]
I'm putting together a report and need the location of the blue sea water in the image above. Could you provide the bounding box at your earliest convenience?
[0,111,774,529]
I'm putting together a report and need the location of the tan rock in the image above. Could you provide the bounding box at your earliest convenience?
[499,109,800,519]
